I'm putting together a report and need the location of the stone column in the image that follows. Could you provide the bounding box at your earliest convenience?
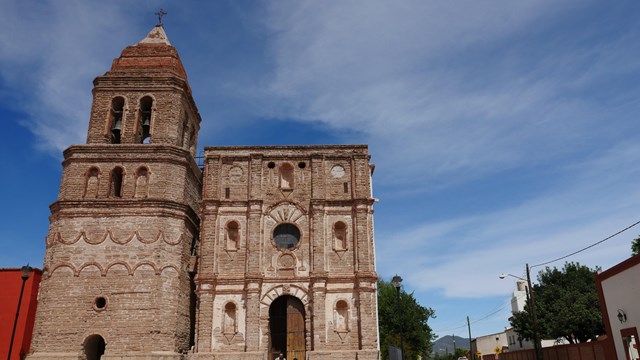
[311,277,327,350]
[356,280,378,350]
[195,287,215,352]
[244,280,262,351]
[246,200,263,275]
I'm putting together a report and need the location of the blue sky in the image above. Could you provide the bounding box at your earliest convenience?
[2,1,640,341]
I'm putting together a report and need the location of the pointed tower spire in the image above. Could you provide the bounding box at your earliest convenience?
[138,25,172,45]
[106,25,186,79]
[86,25,200,148]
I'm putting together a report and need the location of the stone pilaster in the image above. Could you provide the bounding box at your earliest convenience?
[244,280,262,351]
[311,277,328,350]
[195,288,214,352]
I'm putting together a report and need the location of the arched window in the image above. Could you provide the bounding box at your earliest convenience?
[335,300,349,332]
[273,223,301,250]
[134,167,149,198]
[139,96,153,144]
[225,221,240,250]
[84,167,100,198]
[84,334,106,360]
[223,302,237,334]
[280,163,294,189]
[110,167,124,198]
[333,221,347,250]
[110,97,125,144]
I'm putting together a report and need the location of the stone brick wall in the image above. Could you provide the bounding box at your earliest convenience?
[195,145,379,359]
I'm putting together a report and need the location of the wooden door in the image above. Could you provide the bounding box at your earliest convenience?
[269,296,306,360]
[286,298,305,360]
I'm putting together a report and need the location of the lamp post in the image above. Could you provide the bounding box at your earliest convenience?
[500,264,542,360]
[392,274,405,360]
[8,265,32,360]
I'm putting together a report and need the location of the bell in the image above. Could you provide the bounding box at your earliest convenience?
[111,118,122,131]
[111,110,123,131]
[141,110,151,128]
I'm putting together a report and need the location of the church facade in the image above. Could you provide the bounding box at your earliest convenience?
[27,26,379,360]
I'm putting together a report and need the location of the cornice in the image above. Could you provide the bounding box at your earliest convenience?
[49,199,200,226]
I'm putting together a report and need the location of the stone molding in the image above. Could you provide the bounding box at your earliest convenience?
[44,260,181,278]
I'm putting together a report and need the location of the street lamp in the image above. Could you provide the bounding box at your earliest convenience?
[392,274,405,360]
[500,264,542,360]
[8,265,32,360]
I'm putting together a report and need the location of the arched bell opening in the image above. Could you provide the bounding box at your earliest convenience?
[139,96,153,144]
[83,334,106,360]
[269,295,306,360]
[110,97,125,144]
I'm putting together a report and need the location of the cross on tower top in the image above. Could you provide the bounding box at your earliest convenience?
[155,8,167,26]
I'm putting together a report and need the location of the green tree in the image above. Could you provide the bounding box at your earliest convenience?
[632,235,640,255]
[378,278,436,360]
[510,262,603,344]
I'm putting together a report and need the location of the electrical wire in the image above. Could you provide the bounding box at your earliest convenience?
[531,219,640,268]
[433,293,527,334]
[433,220,640,335]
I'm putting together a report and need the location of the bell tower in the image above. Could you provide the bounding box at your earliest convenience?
[28,25,201,360]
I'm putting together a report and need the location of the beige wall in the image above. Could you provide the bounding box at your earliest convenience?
[600,260,640,359]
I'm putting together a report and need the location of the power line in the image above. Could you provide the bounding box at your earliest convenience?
[469,293,526,325]
[433,220,640,336]
[531,219,640,268]
[433,293,526,333]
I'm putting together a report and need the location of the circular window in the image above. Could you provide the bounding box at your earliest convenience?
[267,162,276,169]
[94,296,107,311]
[273,223,301,249]
[298,162,306,169]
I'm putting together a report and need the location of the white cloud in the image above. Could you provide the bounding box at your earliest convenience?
[2,0,638,304]
[257,0,636,190]
[376,141,640,297]
[0,1,138,153]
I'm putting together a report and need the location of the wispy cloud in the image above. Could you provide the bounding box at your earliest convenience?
[377,140,640,297]
[0,2,139,153]
[1,1,639,328]
[256,1,638,190]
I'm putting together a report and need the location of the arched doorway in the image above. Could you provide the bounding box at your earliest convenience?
[84,334,105,360]
[269,295,305,360]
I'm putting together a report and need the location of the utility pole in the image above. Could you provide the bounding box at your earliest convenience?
[467,316,473,360]
[526,263,543,360]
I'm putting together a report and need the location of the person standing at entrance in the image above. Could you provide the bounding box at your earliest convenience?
[276,352,286,360]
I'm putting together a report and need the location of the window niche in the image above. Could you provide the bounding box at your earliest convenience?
[134,167,149,198]
[225,221,240,251]
[280,163,294,189]
[84,167,100,198]
[333,221,348,250]
[335,300,349,332]
[139,96,153,144]
[223,302,237,334]
[110,167,125,198]
[110,97,125,144]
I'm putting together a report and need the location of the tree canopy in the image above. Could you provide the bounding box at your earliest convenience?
[510,262,603,344]
[378,278,436,360]
[632,235,640,256]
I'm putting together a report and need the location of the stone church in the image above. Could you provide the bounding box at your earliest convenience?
[27,25,379,360]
